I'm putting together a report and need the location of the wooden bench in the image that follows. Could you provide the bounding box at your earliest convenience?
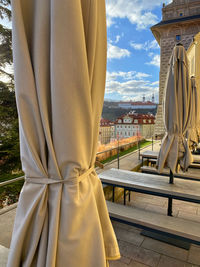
[99,168,200,216]
[107,201,200,245]
[144,158,157,166]
[141,166,200,181]
[141,150,200,167]
[140,151,158,166]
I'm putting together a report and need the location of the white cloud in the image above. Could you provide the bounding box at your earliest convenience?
[106,71,151,81]
[107,43,131,59]
[114,35,121,44]
[105,70,158,101]
[130,43,144,50]
[130,40,159,51]
[106,0,172,30]
[146,53,160,67]
[151,81,159,86]
[108,33,124,45]
[106,16,114,27]
[135,72,151,79]
[148,40,160,49]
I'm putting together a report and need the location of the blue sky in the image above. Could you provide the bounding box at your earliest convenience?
[105,0,172,102]
[1,0,173,102]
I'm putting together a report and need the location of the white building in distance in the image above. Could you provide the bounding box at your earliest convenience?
[118,95,157,110]
[111,112,155,140]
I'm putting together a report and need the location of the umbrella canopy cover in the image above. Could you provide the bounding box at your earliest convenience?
[186,77,199,149]
[157,44,193,173]
[193,78,200,141]
[8,0,120,266]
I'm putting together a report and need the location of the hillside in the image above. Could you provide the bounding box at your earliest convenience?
[102,102,157,122]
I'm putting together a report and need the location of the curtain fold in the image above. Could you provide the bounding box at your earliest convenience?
[8,0,120,266]
[186,77,199,149]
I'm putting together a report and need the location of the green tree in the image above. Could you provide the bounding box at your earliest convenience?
[0,0,21,174]
[0,0,12,77]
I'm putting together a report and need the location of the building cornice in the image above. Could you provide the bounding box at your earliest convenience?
[152,14,200,28]
[151,15,200,44]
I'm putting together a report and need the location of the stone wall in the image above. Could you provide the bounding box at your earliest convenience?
[154,22,200,135]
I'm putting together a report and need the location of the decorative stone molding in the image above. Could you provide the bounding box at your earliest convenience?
[151,0,200,135]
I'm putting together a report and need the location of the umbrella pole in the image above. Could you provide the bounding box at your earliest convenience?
[169,169,174,184]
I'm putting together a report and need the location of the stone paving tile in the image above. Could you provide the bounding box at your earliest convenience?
[172,204,199,215]
[109,260,128,267]
[141,237,188,261]
[0,245,9,267]
[172,200,200,206]
[188,245,200,265]
[128,200,148,210]
[157,255,198,267]
[127,228,143,235]
[172,208,182,217]
[144,204,168,216]
[119,256,132,265]
[114,227,145,246]
[131,192,156,200]
[112,222,142,235]
[132,196,167,207]
[177,211,200,223]
[172,199,200,209]
[128,260,150,267]
[133,247,161,267]
[112,221,133,231]
[0,209,16,248]
[117,199,147,211]
[118,240,140,259]
[118,225,142,235]
[197,207,200,215]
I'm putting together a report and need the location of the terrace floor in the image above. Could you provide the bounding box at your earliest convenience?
[110,191,200,267]
[1,141,200,266]
[0,199,200,267]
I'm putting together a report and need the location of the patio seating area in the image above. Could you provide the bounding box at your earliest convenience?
[1,143,200,266]
[98,146,200,266]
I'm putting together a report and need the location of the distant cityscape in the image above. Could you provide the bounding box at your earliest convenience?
[99,96,156,144]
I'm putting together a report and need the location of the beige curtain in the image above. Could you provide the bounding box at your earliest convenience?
[157,44,193,174]
[8,0,120,266]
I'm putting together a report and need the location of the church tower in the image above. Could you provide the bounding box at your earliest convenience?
[151,0,200,135]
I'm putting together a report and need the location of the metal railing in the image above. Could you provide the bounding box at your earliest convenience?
[0,176,25,187]
[96,138,143,169]
[0,137,157,188]
[96,138,142,156]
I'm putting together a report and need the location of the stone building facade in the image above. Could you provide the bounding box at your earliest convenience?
[151,0,200,135]
[111,112,155,141]
[98,118,112,144]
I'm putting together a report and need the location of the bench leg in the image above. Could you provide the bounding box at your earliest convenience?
[112,186,115,202]
[124,190,131,205]
[142,157,144,166]
[124,189,126,205]
[168,197,173,216]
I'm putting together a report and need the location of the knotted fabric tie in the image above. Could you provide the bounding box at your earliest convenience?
[26,166,95,185]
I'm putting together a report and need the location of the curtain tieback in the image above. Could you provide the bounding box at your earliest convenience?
[25,166,95,185]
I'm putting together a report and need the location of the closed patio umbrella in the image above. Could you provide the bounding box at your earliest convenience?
[186,77,199,150]
[193,77,200,142]
[7,0,120,266]
[157,44,193,183]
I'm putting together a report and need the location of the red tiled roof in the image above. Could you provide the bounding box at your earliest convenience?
[100,118,112,126]
[114,113,155,125]
[119,101,157,106]
[131,101,156,106]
